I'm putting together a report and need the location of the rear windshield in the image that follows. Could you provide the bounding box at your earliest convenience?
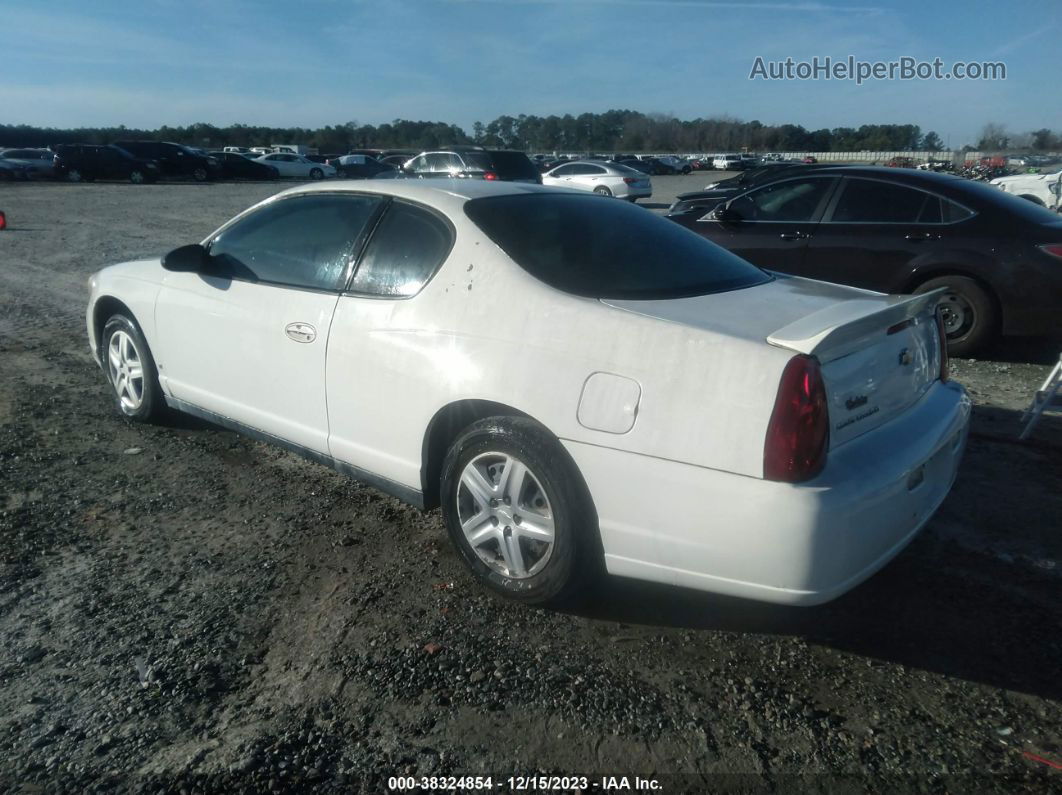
[956,179,1062,224]
[464,194,770,299]
[486,151,540,179]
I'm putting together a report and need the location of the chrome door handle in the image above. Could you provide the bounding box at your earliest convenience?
[779,231,808,240]
[284,322,317,343]
[905,232,940,241]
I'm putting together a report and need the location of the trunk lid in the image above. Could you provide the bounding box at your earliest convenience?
[602,275,944,448]
[767,290,944,447]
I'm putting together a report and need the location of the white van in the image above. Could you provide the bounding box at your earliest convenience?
[712,154,742,170]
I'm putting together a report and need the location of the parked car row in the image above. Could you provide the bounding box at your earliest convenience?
[666,165,1062,355]
[86,177,972,608]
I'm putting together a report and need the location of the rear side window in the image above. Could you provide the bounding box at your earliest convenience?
[209,194,383,291]
[465,193,769,299]
[831,179,929,223]
[462,152,493,171]
[349,201,453,297]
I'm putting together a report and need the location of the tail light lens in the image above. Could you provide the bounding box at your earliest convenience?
[483,171,499,181]
[0,211,6,231]
[934,308,950,382]
[1038,243,1062,261]
[623,177,637,184]
[764,355,829,483]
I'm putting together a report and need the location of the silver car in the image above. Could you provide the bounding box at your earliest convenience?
[541,160,652,201]
[0,148,56,178]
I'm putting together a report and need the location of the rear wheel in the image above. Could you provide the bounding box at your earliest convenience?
[129,169,146,184]
[66,169,83,183]
[309,167,324,180]
[593,185,613,197]
[914,275,998,356]
[192,167,208,182]
[440,417,598,605]
[101,314,166,422]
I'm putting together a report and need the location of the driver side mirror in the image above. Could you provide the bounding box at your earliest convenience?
[710,206,742,224]
[162,243,209,272]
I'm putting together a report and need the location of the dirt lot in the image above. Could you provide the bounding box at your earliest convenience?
[0,179,1060,793]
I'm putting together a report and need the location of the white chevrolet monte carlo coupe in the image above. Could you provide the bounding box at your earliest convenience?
[86,180,970,606]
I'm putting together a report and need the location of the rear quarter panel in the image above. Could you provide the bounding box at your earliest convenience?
[324,223,793,491]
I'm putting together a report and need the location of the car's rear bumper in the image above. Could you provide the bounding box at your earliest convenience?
[563,379,970,605]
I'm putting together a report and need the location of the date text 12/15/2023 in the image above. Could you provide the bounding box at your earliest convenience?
[387,775,663,791]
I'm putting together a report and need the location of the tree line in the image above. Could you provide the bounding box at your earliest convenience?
[2,113,1057,153]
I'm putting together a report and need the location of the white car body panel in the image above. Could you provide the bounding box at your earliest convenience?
[154,274,339,453]
[989,170,1062,211]
[541,162,651,199]
[255,154,336,179]
[86,179,970,605]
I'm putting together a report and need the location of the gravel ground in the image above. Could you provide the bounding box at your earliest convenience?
[0,179,1060,793]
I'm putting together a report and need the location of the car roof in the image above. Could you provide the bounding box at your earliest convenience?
[271,177,559,209]
[782,165,969,187]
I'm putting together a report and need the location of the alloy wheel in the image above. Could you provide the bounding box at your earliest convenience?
[456,452,555,579]
[107,330,145,411]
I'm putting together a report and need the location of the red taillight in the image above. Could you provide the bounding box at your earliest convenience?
[934,308,950,382]
[764,355,829,483]
[483,171,499,181]
[1039,243,1062,261]
[623,177,637,185]
[0,211,6,231]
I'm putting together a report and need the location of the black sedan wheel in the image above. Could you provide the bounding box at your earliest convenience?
[914,275,998,356]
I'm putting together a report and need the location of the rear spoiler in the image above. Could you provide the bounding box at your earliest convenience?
[767,288,945,361]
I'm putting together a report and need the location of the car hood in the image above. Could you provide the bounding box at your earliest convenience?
[98,258,167,285]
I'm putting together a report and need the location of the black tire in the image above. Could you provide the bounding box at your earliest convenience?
[627,197,638,203]
[101,314,166,422]
[440,417,599,605]
[913,275,998,357]
[593,185,613,197]
[192,167,208,182]
[309,167,324,180]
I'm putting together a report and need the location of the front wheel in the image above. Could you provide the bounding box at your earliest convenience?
[440,417,598,604]
[192,167,208,182]
[66,169,83,183]
[309,167,324,180]
[101,315,166,422]
[129,169,146,184]
[914,275,998,357]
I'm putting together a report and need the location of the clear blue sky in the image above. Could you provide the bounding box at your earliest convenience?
[1,0,1058,146]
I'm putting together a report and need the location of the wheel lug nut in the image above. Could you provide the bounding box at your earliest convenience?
[503,496,511,505]
[514,515,521,524]
[490,516,499,527]
[489,498,498,508]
